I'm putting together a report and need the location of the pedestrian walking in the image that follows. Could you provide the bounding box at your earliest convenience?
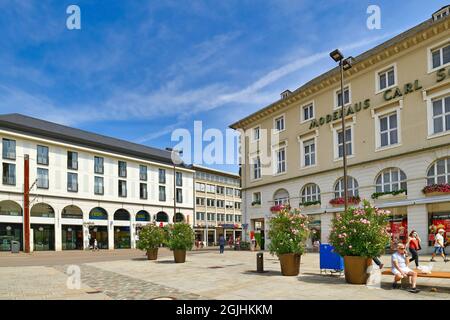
[391,243,420,293]
[93,238,99,251]
[235,236,241,251]
[219,235,225,254]
[406,230,421,267]
[430,229,449,262]
[228,236,233,249]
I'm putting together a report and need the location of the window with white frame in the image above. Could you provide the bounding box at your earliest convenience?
[375,168,407,193]
[334,176,358,198]
[337,127,352,158]
[302,103,314,122]
[427,157,450,185]
[335,86,350,108]
[431,95,450,134]
[195,182,205,192]
[274,115,285,132]
[379,112,398,147]
[253,156,261,179]
[431,42,450,69]
[300,184,320,204]
[273,189,289,205]
[378,66,396,91]
[252,192,261,205]
[253,126,260,141]
[275,147,286,174]
[303,138,316,167]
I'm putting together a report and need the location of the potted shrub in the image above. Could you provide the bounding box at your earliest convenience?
[164,223,195,263]
[422,184,450,196]
[329,200,390,284]
[268,206,309,276]
[136,223,166,260]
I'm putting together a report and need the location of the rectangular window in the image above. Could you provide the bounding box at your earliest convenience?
[253,157,261,179]
[196,197,205,206]
[2,139,16,160]
[432,96,450,134]
[176,172,183,186]
[253,127,260,141]
[380,113,398,147]
[139,165,147,181]
[378,67,395,91]
[159,169,166,184]
[207,213,215,221]
[432,43,450,69]
[216,186,224,195]
[67,173,78,192]
[195,182,205,192]
[37,145,49,165]
[336,86,350,107]
[159,186,166,201]
[226,187,233,196]
[2,163,15,185]
[94,156,104,174]
[118,180,127,197]
[67,151,78,170]
[118,161,127,178]
[276,147,286,174]
[207,198,215,207]
[226,201,233,209]
[94,176,104,195]
[253,192,261,204]
[303,138,316,167]
[196,212,205,221]
[234,202,241,209]
[176,188,183,203]
[302,103,314,121]
[37,168,49,189]
[337,128,352,158]
[207,184,216,193]
[234,189,241,198]
[235,215,242,223]
[217,200,224,208]
[274,116,285,131]
[140,183,148,199]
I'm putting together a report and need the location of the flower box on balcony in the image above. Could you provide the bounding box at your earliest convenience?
[299,201,321,209]
[424,191,450,197]
[372,190,407,201]
[422,184,450,196]
[270,204,290,213]
[329,197,360,207]
[251,201,261,207]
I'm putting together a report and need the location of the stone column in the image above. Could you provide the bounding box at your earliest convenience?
[407,204,429,253]
[320,212,335,243]
[54,206,62,251]
[83,224,90,250]
[108,220,114,250]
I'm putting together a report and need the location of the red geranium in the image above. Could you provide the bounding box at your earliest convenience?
[422,184,450,194]
[329,196,361,205]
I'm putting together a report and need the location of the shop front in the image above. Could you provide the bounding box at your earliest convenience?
[251,219,265,250]
[385,207,408,251]
[89,226,108,249]
[61,225,83,250]
[307,214,321,252]
[427,202,450,246]
[32,224,55,251]
[0,223,22,251]
[114,226,131,249]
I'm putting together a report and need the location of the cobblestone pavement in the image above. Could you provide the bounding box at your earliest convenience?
[1,250,450,300]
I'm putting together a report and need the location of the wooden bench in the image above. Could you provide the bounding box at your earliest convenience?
[381,269,450,279]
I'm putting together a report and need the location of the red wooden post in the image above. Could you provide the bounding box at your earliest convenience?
[23,154,30,253]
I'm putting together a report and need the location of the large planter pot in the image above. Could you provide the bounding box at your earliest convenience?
[343,256,372,284]
[146,248,158,260]
[278,253,301,276]
[173,249,187,263]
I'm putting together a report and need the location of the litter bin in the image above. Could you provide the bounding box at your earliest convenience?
[11,241,20,254]
[256,252,264,273]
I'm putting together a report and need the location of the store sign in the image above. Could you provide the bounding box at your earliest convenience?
[382,80,422,101]
[309,99,371,129]
[436,67,450,82]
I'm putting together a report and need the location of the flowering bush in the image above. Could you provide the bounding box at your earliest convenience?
[329,196,360,205]
[164,223,195,251]
[422,183,450,194]
[270,204,290,212]
[136,223,166,250]
[268,207,310,255]
[329,200,390,257]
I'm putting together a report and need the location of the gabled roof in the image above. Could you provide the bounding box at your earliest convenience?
[0,113,184,167]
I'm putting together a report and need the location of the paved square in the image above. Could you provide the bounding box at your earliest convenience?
[1,249,450,300]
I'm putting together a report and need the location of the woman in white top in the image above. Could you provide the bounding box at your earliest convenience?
[391,243,419,293]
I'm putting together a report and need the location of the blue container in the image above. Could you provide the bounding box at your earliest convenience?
[320,244,344,271]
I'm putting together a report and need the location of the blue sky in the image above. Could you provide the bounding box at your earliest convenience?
[0,0,447,173]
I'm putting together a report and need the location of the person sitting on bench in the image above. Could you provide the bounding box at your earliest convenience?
[391,243,420,293]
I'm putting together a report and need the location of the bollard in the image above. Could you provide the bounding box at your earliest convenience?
[256,252,264,273]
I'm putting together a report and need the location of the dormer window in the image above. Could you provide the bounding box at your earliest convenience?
[433,6,450,21]
[281,90,292,99]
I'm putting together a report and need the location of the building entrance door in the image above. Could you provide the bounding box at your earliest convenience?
[62,225,83,250]
[89,226,108,249]
[32,224,55,251]
[0,223,22,251]
[114,226,131,249]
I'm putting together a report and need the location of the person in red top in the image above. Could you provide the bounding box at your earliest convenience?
[406,230,421,267]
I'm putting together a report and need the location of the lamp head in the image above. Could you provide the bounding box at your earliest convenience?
[330,49,343,62]
[342,57,353,71]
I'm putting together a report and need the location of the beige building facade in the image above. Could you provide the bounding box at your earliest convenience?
[192,165,242,246]
[231,6,450,253]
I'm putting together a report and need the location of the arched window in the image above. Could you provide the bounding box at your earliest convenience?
[427,157,450,185]
[156,211,169,222]
[31,203,55,218]
[89,207,108,220]
[136,210,150,222]
[174,212,184,223]
[114,209,130,221]
[273,189,289,205]
[334,176,359,198]
[0,200,22,216]
[375,168,407,193]
[300,184,320,204]
[62,205,83,219]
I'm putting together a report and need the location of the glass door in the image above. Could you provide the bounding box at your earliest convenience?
[114,226,131,249]
[0,223,22,251]
[32,224,55,251]
[62,225,83,250]
[89,226,108,249]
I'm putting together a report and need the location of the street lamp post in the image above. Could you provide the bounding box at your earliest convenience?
[330,49,352,212]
